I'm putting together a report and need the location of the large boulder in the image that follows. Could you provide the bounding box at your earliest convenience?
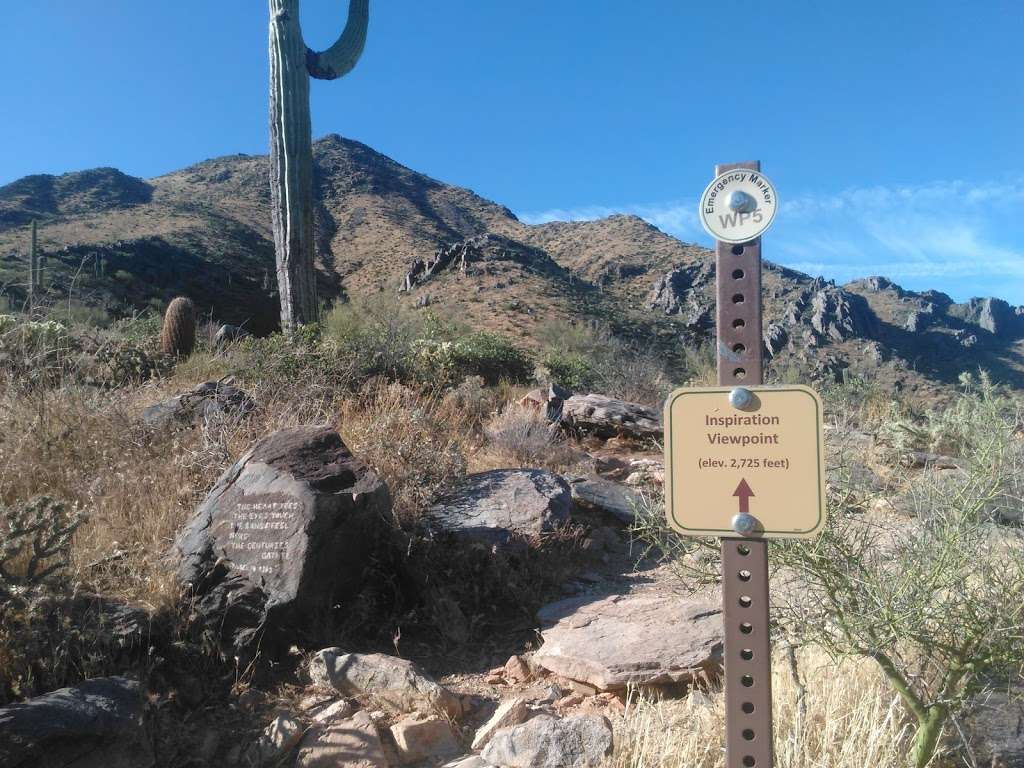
[174,426,391,661]
[142,380,255,429]
[309,649,462,719]
[965,687,1024,767]
[481,714,613,768]
[0,676,152,768]
[428,469,572,546]
[559,394,661,441]
[534,591,723,691]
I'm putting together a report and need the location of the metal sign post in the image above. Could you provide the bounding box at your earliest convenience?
[663,162,826,768]
[715,160,773,768]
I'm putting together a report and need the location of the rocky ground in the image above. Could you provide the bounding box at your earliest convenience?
[2,374,1022,768]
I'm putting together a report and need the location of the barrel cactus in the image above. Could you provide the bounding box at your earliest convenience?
[161,297,197,358]
[269,0,369,331]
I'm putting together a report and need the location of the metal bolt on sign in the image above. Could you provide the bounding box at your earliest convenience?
[663,162,826,768]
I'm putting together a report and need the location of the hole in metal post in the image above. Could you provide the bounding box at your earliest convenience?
[737,544,750,555]
[741,649,754,661]
[741,674,754,687]
[738,569,751,581]
[743,757,756,767]
[739,595,752,608]
[733,343,746,354]
[743,729,756,741]
[742,702,755,714]
[732,244,744,255]
[740,622,753,634]
[732,318,745,329]
[732,268,745,279]
[734,367,746,380]
[732,293,745,304]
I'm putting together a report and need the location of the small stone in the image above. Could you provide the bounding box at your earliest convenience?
[443,756,494,768]
[312,698,355,724]
[503,655,532,684]
[299,693,334,713]
[244,714,303,766]
[390,714,462,765]
[472,697,530,750]
[484,674,504,685]
[554,694,585,709]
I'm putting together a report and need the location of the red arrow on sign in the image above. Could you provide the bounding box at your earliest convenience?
[733,478,755,514]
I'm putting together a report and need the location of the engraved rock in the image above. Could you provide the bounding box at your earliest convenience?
[534,591,723,691]
[173,426,391,662]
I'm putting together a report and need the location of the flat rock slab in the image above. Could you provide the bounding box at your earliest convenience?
[566,475,642,525]
[310,649,462,720]
[174,426,391,662]
[296,710,389,768]
[534,592,723,691]
[0,676,152,768]
[481,714,612,768]
[429,469,572,546]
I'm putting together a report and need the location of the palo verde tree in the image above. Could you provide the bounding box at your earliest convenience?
[636,375,1024,768]
[268,0,369,331]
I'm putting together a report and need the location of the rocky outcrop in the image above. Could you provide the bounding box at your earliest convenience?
[482,714,613,768]
[400,234,557,292]
[142,380,256,429]
[534,592,723,691]
[951,297,1024,338]
[560,394,662,441]
[808,286,880,342]
[309,649,462,719]
[647,263,714,332]
[174,426,392,661]
[0,677,152,768]
[429,469,572,546]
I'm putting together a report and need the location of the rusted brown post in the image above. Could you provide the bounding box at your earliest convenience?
[715,160,773,768]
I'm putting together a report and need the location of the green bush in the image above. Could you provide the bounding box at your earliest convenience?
[538,350,594,392]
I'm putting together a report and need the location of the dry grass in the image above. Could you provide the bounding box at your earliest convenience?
[474,403,584,473]
[609,647,916,768]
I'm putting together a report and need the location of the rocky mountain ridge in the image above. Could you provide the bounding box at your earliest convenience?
[2,134,1024,393]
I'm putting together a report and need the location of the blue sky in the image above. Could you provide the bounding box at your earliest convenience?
[2,1,1022,302]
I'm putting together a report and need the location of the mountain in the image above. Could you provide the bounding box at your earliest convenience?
[2,134,1024,394]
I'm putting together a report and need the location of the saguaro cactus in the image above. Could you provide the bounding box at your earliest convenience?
[268,0,369,332]
[27,220,38,307]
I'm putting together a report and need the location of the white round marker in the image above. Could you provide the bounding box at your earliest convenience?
[699,169,778,243]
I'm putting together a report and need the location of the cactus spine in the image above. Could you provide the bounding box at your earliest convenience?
[161,297,197,358]
[268,0,369,333]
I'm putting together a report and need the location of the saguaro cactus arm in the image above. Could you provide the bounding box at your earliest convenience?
[305,0,369,80]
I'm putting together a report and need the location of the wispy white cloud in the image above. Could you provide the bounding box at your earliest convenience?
[518,177,1024,302]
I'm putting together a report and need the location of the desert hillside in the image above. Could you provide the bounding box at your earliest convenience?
[3,135,1024,396]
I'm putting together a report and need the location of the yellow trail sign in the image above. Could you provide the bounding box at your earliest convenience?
[663,385,826,539]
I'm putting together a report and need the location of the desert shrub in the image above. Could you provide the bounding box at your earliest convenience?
[415,331,533,387]
[0,314,77,381]
[535,319,676,405]
[0,497,86,701]
[322,297,432,383]
[635,384,1024,768]
[480,404,581,471]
